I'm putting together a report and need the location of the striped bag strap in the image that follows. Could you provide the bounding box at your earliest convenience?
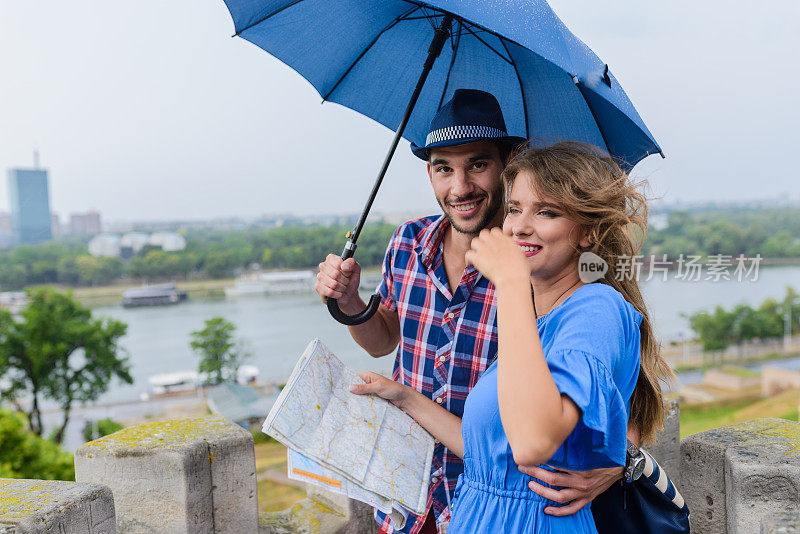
[640,448,690,516]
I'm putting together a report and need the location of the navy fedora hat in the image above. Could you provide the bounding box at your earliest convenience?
[410,89,526,160]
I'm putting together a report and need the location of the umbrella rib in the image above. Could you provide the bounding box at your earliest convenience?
[460,22,512,65]
[437,20,462,111]
[500,38,530,138]
[573,78,613,157]
[401,15,438,20]
[321,5,421,102]
[232,0,307,37]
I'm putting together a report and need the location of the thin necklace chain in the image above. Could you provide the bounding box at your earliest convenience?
[532,280,583,320]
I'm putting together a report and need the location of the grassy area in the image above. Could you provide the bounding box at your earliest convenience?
[720,365,760,377]
[680,389,800,438]
[254,440,306,512]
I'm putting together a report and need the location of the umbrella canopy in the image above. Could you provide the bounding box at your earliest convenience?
[223,0,662,169]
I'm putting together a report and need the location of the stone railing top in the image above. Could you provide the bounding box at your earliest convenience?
[0,479,115,533]
[80,415,240,453]
[681,417,800,534]
[703,417,800,456]
[1,479,78,522]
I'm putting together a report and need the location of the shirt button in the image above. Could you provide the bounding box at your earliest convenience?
[435,397,443,404]
[446,312,454,319]
[438,355,446,362]
[431,477,438,484]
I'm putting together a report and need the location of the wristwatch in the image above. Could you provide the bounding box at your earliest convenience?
[624,439,645,482]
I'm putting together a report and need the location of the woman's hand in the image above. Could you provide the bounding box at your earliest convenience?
[519,464,624,516]
[465,227,530,287]
[353,372,466,458]
[350,372,411,410]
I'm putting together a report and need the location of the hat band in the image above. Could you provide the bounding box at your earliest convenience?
[425,125,509,147]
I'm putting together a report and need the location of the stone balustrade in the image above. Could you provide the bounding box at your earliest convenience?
[681,417,800,533]
[0,479,114,533]
[75,415,258,533]
[1,406,800,533]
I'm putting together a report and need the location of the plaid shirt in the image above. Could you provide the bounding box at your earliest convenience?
[375,215,498,534]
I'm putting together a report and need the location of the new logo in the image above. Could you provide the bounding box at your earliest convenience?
[579,252,608,283]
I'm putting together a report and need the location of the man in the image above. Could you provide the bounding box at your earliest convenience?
[316,89,635,534]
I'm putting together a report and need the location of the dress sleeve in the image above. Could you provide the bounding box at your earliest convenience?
[377,225,402,312]
[546,349,629,467]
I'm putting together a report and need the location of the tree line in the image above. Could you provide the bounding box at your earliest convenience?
[644,207,800,259]
[0,223,398,289]
[1,207,800,290]
[687,287,800,351]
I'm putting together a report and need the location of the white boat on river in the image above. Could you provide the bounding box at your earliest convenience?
[225,270,316,298]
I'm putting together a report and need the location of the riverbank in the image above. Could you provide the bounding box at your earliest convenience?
[59,267,384,308]
[28,258,800,310]
[668,347,800,374]
[65,278,235,307]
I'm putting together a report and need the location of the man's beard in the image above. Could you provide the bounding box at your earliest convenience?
[437,185,503,236]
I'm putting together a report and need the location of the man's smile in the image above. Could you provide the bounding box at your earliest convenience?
[449,197,485,216]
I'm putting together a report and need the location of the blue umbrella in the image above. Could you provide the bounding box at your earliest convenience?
[222,0,662,324]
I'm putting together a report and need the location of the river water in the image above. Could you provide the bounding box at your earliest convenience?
[86,264,800,404]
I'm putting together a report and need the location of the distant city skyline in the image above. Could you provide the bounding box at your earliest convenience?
[1,1,798,221]
[7,167,52,245]
[1,161,102,243]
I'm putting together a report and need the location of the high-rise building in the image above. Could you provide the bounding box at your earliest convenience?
[7,168,53,245]
[69,210,102,235]
[51,213,62,237]
[0,211,12,235]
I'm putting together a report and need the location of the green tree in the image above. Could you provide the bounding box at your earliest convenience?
[763,231,800,258]
[95,256,124,284]
[687,306,737,351]
[0,262,27,289]
[0,409,75,480]
[784,287,800,336]
[261,248,274,267]
[75,255,101,285]
[203,250,239,278]
[654,236,695,260]
[190,317,248,384]
[56,256,81,285]
[0,288,131,443]
[82,417,124,442]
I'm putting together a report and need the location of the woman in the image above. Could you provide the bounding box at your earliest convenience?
[352,142,671,533]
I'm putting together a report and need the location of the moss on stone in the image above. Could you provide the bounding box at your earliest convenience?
[257,497,346,534]
[0,480,67,520]
[80,415,238,453]
[726,418,800,455]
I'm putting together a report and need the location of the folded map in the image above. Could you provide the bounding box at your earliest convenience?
[287,449,409,528]
[263,338,435,521]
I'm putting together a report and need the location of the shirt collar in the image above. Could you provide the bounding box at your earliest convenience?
[418,215,449,270]
[417,215,483,283]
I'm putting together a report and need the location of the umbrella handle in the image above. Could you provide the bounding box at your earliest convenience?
[326,14,453,326]
[327,293,381,326]
[326,240,381,325]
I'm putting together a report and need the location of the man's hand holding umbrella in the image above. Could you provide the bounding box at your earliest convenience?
[316,253,401,358]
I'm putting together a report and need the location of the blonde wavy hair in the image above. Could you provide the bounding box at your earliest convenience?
[502,141,673,443]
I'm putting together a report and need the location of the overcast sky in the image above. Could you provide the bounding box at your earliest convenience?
[1,1,797,221]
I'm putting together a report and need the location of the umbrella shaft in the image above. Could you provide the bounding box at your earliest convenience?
[343,14,454,258]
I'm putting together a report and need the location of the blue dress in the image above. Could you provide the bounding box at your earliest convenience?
[448,283,643,533]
